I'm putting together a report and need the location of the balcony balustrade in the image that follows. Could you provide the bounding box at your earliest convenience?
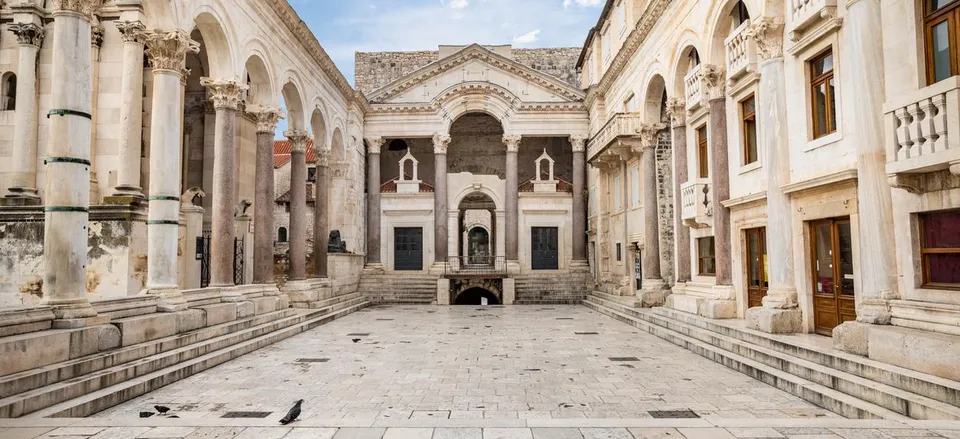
[885,77,960,178]
[725,22,756,82]
[680,178,713,229]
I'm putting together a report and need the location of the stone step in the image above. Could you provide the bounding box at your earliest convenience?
[585,296,960,420]
[648,306,960,410]
[25,300,369,419]
[308,295,368,313]
[0,299,368,418]
[0,308,298,400]
[583,297,909,420]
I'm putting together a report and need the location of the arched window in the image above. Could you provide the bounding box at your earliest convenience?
[686,49,701,73]
[278,227,288,243]
[730,0,751,29]
[2,73,16,111]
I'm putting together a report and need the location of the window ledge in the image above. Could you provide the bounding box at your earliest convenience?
[804,131,842,152]
[738,161,762,175]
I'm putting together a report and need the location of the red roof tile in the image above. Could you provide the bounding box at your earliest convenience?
[273,139,318,168]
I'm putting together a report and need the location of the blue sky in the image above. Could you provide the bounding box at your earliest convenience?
[274,0,605,137]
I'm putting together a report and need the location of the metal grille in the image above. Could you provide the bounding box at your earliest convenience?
[648,410,699,419]
[444,256,507,278]
[234,236,244,285]
[221,411,272,418]
[200,232,211,288]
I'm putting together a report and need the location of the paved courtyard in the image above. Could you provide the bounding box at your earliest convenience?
[94,305,834,421]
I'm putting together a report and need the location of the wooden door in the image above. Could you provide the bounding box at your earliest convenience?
[745,227,768,308]
[810,218,857,336]
[394,227,423,271]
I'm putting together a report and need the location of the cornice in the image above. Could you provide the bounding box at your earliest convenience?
[367,101,587,115]
[593,0,672,98]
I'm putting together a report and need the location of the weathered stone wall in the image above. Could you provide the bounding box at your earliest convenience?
[512,48,581,88]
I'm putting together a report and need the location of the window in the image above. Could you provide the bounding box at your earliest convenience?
[809,49,838,139]
[919,209,960,289]
[307,167,317,182]
[631,166,640,207]
[740,94,758,165]
[277,227,288,243]
[616,243,622,262]
[687,49,701,73]
[698,237,716,276]
[613,174,622,212]
[1,73,16,111]
[730,0,751,29]
[697,125,709,178]
[925,0,960,83]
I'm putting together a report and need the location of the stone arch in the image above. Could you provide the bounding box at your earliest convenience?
[705,0,760,66]
[281,78,306,131]
[437,83,516,133]
[331,127,345,162]
[310,108,328,152]
[642,71,669,124]
[191,8,236,79]
[242,53,274,106]
[453,188,501,212]
[671,42,703,100]
[278,227,288,243]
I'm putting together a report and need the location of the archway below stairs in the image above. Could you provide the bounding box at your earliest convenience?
[454,287,502,305]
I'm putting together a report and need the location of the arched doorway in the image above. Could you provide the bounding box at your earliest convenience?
[467,227,490,264]
[457,191,497,265]
[454,287,502,305]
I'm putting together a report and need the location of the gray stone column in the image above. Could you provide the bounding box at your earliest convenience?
[313,148,330,278]
[570,135,588,264]
[286,130,310,281]
[366,137,384,266]
[637,124,669,305]
[701,66,733,287]
[667,99,691,283]
[3,22,44,204]
[203,78,248,289]
[248,106,284,284]
[434,133,451,264]
[89,24,103,204]
[40,2,102,323]
[503,134,521,261]
[111,20,147,198]
[141,30,199,311]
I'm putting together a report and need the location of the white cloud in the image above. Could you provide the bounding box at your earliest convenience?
[563,0,604,8]
[449,0,469,9]
[513,29,541,44]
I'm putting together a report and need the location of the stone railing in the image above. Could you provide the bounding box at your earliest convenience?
[790,0,837,33]
[725,22,755,82]
[680,178,712,229]
[885,77,960,176]
[587,112,643,161]
[684,65,705,112]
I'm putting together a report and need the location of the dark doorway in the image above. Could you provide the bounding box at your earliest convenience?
[455,287,501,305]
[467,227,490,264]
[531,227,559,270]
[394,227,423,271]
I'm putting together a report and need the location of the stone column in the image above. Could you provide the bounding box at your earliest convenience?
[140,29,198,311]
[202,78,248,290]
[88,24,103,204]
[667,99,691,283]
[313,147,330,278]
[637,124,669,305]
[286,130,310,281]
[111,20,146,198]
[248,106,284,284]
[701,66,734,289]
[745,19,803,333]
[40,1,103,324]
[570,135,588,264]
[503,134,521,261]
[3,22,44,204]
[366,137,384,266]
[434,133,451,265]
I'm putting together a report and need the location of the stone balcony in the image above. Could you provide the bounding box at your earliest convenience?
[587,112,642,161]
[684,65,705,112]
[680,178,712,229]
[885,77,960,182]
[789,0,838,41]
[725,22,756,83]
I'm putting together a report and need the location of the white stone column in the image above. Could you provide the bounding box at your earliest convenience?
[636,123,670,306]
[89,24,103,204]
[111,20,147,198]
[286,130,310,281]
[570,135,588,265]
[503,134,521,262]
[3,22,44,204]
[434,133,451,265]
[366,137,384,266]
[141,29,199,311]
[248,106,284,284]
[203,78,248,291]
[666,99,692,283]
[313,147,330,278]
[40,1,103,324]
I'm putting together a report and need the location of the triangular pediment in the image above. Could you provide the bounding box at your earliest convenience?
[367,44,586,105]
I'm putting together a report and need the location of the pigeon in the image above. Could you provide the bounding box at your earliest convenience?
[279,399,303,425]
[352,338,361,343]
[154,405,171,414]
[169,415,180,418]
[139,411,155,418]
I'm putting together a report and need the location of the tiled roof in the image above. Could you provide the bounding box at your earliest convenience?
[273,139,318,168]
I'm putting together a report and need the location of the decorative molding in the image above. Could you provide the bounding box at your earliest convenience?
[91,24,104,48]
[747,18,785,62]
[51,0,102,17]
[699,65,726,101]
[781,169,858,195]
[284,130,311,154]
[200,77,249,110]
[591,0,671,101]
[246,105,285,134]
[569,135,587,153]
[433,133,451,155]
[8,23,44,48]
[720,191,768,209]
[368,101,587,115]
[637,123,666,151]
[366,137,385,155]
[888,174,924,195]
[666,98,686,126]
[950,161,960,177]
[503,134,522,153]
[116,20,145,44]
[142,29,199,75]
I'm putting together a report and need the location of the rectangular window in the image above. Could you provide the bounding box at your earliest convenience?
[698,237,716,276]
[631,166,641,207]
[616,243,622,262]
[613,174,622,212]
[740,94,758,165]
[810,49,838,139]
[924,0,960,83]
[920,209,960,289]
[697,125,709,178]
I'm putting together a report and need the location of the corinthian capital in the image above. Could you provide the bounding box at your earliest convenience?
[746,17,785,62]
[503,134,522,153]
[51,0,103,17]
[9,23,44,47]
[666,98,686,126]
[638,123,666,151]
[116,20,146,44]
[433,133,451,155]
[698,65,726,101]
[143,29,200,74]
[316,148,330,167]
[366,137,385,154]
[285,130,311,154]
[569,135,587,153]
[200,77,249,110]
[247,105,285,134]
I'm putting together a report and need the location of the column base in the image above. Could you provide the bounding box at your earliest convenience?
[110,185,145,200]
[40,297,98,321]
[833,321,870,356]
[142,288,188,312]
[1,188,42,206]
[746,306,802,334]
[636,279,670,307]
[364,263,385,274]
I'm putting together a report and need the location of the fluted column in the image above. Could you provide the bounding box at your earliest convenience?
[503,134,521,261]
[570,135,587,263]
[636,124,669,305]
[313,147,330,278]
[667,99,691,283]
[111,20,146,198]
[141,29,198,311]
[366,137,384,266]
[434,133,451,264]
[40,1,103,323]
[4,22,44,203]
[701,66,733,287]
[248,106,284,284]
[285,130,310,281]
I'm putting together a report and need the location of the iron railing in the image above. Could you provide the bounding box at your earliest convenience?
[444,256,507,278]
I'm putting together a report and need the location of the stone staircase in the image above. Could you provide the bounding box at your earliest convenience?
[514,271,592,304]
[358,271,438,304]
[584,292,960,421]
[0,292,368,418]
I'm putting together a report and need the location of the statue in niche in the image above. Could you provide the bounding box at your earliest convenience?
[328,230,348,253]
